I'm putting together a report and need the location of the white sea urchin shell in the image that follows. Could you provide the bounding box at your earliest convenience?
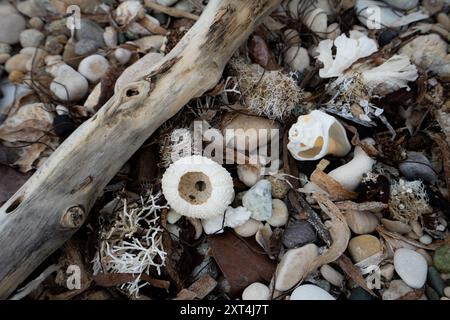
[161,155,234,219]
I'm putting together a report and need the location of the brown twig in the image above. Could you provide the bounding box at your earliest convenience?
[144,0,200,21]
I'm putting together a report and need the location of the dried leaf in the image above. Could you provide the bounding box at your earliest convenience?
[377,226,443,251]
[310,165,358,201]
[335,201,388,212]
[208,231,276,297]
[336,254,377,297]
[174,275,217,300]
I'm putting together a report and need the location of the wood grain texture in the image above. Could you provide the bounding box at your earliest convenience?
[0,0,282,299]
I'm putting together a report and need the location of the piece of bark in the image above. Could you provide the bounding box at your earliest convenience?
[0,0,283,298]
[174,275,217,300]
[336,254,377,297]
[208,231,276,297]
[144,0,200,21]
[93,273,170,290]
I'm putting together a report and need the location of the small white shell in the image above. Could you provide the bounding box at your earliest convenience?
[161,155,234,219]
[287,110,351,161]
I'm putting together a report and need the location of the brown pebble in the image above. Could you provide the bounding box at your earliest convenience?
[8,70,25,83]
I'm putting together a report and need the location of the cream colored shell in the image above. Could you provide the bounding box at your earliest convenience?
[161,155,234,219]
[287,110,351,161]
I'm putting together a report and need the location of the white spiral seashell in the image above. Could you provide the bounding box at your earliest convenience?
[161,155,234,219]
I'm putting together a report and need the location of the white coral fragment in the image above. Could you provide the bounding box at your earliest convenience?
[361,55,418,96]
[161,155,234,219]
[317,32,378,78]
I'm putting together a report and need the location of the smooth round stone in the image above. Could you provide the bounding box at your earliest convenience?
[284,45,310,73]
[20,29,45,48]
[282,220,317,249]
[175,0,194,12]
[381,218,412,234]
[320,264,344,287]
[383,0,418,10]
[416,248,433,266]
[156,0,178,6]
[380,264,395,281]
[378,29,398,47]
[167,209,182,224]
[349,286,375,300]
[437,13,450,31]
[394,248,428,289]
[242,180,272,221]
[275,244,319,291]
[242,282,270,300]
[0,43,11,55]
[444,287,450,298]
[0,53,10,64]
[427,266,446,296]
[0,13,26,44]
[326,22,341,40]
[434,244,450,273]
[115,48,132,64]
[233,219,262,237]
[237,164,261,187]
[5,53,30,73]
[426,286,440,300]
[290,284,335,300]
[29,17,44,30]
[50,64,89,101]
[267,199,288,227]
[267,175,290,199]
[420,235,433,245]
[76,19,105,45]
[78,54,110,83]
[74,39,99,56]
[399,152,438,184]
[345,210,379,234]
[382,280,413,300]
[348,235,382,263]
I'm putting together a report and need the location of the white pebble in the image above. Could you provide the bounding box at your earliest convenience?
[234,219,262,237]
[19,29,44,48]
[419,234,432,245]
[167,209,182,224]
[284,45,310,73]
[115,47,132,64]
[103,26,118,48]
[237,164,261,187]
[242,282,270,300]
[444,287,450,298]
[380,263,395,281]
[50,64,89,101]
[267,199,288,227]
[394,248,428,289]
[290,284,335,300]
[78,54,110,84]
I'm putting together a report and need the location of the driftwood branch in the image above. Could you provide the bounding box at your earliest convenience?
[0,0,282,298]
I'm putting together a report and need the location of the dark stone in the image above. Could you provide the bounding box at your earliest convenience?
[53,115,76,138]
[282,220,317,249]
[399,152,438,184]
[378,29,398,47]
[427,266,445,296]
[348,287,375,300]
[426,285,440,300]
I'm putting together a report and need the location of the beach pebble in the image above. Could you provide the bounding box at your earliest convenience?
[399,152,438,184]
[167,209,182,224]
[267,175,290,199]
[234,219,262,237]
[267,199,288,227]
[428,266,446,296]
[411,221,423,237]
[78,54,110,84]
[282,220,317,249]
[115,52,164,92]
[20,29,45,48]
[420,234,433,245]
[383,0,419,10]
[0,43,11,55]
[326,23,341,40]
[156,0,178,6]
[349,287,375,300]
[444,287,450,298]
[115,48,133,64]
[437,13,450,31]
[320,264,344,287]
[434,244,450,273]
[16,0,49,17]
[0,12,26,44]
[348,235,382,263]
[345,210,379,234]
[378,29,398,47]
[29,17,44,30]
[237,164,262,187]
[381,218,412,234]
[284,45,310,73]
[135,35,166,52]
[0,54,10,64]
[45,36,65,55]
[74,19,105,55]
[242,282,270,300]
[382,280,413,300]
[75,39,99,56]
[103,26,118,48]
[275,244,319,291]
[290,284,335,300]
[303,8,328,38]
[242,180,272,221]
[416,248,433,266]
[394,248,428,289]
[50,64,89,101]
[224,206,251,228]
[5,54,29,73]
[380,263,395,281]
[175,0,195,12]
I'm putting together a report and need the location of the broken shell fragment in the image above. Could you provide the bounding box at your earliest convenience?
[287,110,351,161]
[161,155,234,219]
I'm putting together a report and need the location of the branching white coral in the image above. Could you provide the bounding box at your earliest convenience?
[93,191,167,297]
[231,58,304,120]
[389,179,432,223]
[361,55,418,96]
[317,32,378,78]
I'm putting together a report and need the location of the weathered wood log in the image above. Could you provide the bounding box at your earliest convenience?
[0,0,282,298]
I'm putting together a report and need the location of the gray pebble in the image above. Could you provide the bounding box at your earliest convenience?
[427,266,446,296]
[282,220,317,249]
[399,152,438,184]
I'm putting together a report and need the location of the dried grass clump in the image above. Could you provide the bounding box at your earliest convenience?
[231,58,304,120]
[389,179,432,223]
[92,191,167,297]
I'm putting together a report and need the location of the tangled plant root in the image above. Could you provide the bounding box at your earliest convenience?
[230,57,304,120]
[92,190,168,297]
[388,179,432,223]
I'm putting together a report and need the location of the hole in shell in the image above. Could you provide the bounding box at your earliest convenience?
[178,172,212,205]
[5,195,23,214]
[126,89,139,97]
